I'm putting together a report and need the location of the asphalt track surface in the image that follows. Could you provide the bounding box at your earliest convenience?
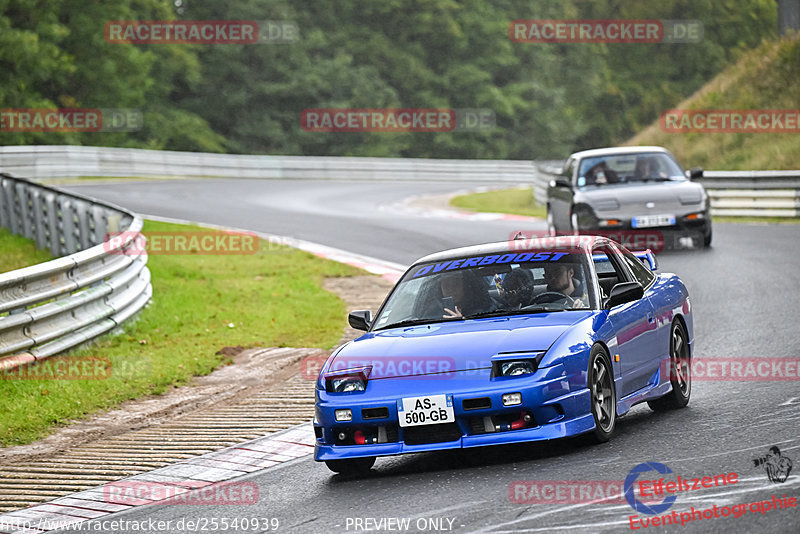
[61,179,800,534]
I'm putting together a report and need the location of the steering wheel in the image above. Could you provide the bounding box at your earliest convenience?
[531,291,574,306]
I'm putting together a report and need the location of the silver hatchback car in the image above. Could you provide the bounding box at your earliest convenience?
[546,146,711,248]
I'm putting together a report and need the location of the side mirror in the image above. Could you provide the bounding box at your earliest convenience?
[550,178,572,189]
[633,250,658,271]
[348,310,372,331]
[687,167,703,180]
[603,282,644,309]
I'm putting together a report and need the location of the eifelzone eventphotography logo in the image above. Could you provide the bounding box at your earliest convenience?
[753,446,794,483]
[624,462,678,515]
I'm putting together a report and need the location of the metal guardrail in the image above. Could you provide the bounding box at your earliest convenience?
[0,173,152,372]
[699,171,800,217]
[533,162,800,217]
[0,145,536,182]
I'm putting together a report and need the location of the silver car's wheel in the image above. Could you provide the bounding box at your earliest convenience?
[546,207,556,236]
[570,211,579,234]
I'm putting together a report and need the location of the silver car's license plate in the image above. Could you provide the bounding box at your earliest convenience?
[632,214,676,228]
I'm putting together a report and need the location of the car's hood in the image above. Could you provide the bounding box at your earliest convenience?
[329,312,593,378]
[576,180,706,216]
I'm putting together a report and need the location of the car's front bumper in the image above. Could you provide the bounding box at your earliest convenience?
[583,218,710,250]
[313,364,594,461]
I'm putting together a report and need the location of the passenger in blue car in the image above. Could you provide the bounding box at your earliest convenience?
[438,270,494,318]
[499,268,535,309]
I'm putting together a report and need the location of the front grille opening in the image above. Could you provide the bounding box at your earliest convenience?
[469,412,535,435]
[362,407,389,420]
[463,397,491,410]
[403,423,462,445]
[333,425,399,445]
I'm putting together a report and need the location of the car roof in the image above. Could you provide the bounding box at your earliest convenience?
[412,235,608,265]
[568,145,672,160]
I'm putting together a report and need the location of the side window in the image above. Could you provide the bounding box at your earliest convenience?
[617,246,656,288]
[592,247,630,298]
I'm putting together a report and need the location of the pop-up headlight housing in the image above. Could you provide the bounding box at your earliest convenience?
[324,366,372,393]
[491,352,546,378]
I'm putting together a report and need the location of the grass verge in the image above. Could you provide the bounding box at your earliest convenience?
[0,229,54,273]
[627,35,800,170]
[0,220,361,446]
[450,187,546,218]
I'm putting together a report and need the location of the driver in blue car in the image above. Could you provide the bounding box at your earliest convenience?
[542,263,589,308]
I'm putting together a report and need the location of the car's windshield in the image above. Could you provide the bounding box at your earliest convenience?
[577,152,685,187]
[373,251,597,331]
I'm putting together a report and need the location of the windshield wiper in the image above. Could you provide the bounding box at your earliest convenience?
[462,307,565,320]
[373,317,459,331]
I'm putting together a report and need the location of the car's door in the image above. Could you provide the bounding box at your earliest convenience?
[548,157,576,230]
[593,243,658,397]
[615,244,669,374]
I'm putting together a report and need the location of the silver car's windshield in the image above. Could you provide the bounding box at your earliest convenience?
[373,251,597,331]
[577,152,685,187]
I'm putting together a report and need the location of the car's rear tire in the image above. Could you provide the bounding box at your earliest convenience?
[325,456,375,475]
[588,345,616,443]
[648,320,691,411]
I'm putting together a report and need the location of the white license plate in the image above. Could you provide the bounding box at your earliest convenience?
[398,394,454,427]
[632,214,676,228]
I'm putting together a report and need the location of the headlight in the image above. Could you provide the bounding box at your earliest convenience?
[593,199,620,211]
[332,376,366,393]
[495,360,537,377]
[679,193,702,205]
[324,366,371,393]
[502,361,536,376]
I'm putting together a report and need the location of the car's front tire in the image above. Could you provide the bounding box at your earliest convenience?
[648,320,691,411]
[325,456,376,476]
[702,225,712,248]
[546,205,556,236]
[570,205,596,235]
[588,345,616,443]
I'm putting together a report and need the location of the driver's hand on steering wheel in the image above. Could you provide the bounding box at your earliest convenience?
[570,298,588,309]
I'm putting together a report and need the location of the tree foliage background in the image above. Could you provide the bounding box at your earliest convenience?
[0,0,778,159]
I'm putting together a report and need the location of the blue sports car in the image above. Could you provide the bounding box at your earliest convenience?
[314,236,693,474]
